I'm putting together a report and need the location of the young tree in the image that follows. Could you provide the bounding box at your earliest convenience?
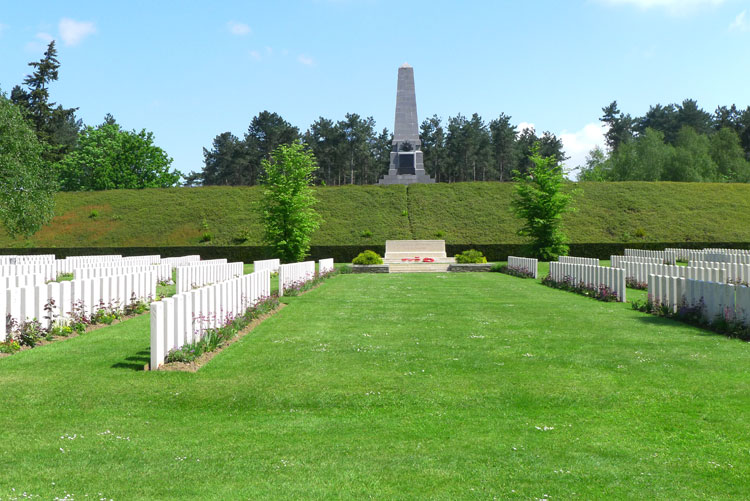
[260,143,321,262]
[0,95,56,236]
[56,123,180,190]
[511,145,575,260]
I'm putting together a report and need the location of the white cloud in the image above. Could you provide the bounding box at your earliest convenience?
[729,10,748,31]
[25,32,54,52]
[297,54,314,66]
[249,50,261,61]
[597,0,725,15]
[516,122,535,136]
[559,122,607,172]
[59,18,96,46]
[227,21,251,36]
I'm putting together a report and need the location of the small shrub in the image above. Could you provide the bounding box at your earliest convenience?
[401,210,408,217]
[352,250,383,265]
[233,228,251,244]
[626,277,647,290]
[10,318,45,347]
[360,229,373,238]
[454,249,487,264]
[200,232,213,243]
[435,230,445,238]
[0,339,21,354]
[89,209,99,218]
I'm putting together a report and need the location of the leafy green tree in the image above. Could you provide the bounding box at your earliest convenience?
[445,113,493,182]
[10,41,80,163]
[337,113,377,185]
[244,111,300,185]
[0,95,56,236]
[676,99,712,136]
[609,128,674,181]
[638,104,679,144]
[577,146,609,181]
[511,145,575,260]
[421,115,447,182]
[373,127,393,180]
[489,114,518,181]
[260,143,321,262]
[709,128,750,182]
[600,101,634,152]
[196,132,247,186]
[56,123,180,191]
[305,117,344,185]
[665,126,716,182]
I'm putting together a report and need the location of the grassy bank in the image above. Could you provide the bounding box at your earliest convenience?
[2,182,750,248]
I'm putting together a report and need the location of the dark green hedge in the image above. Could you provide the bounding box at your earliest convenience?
[1,242,749,263]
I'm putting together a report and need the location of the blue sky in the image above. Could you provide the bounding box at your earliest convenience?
[1,0,749,176]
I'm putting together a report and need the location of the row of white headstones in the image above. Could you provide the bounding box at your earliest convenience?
[0,255,334,347]
[149,257,335,369]
[541,249,750,326]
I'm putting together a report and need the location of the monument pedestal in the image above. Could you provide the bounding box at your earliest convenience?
[378,63,435,186]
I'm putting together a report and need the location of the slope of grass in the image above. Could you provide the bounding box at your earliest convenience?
[2,182,750,248]
[409,181,750,244]
[1,272,749,498]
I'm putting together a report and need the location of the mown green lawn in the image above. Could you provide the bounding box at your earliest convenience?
[1,272,749,498]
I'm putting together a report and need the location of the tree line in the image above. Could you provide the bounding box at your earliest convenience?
[188,111,567,186]
[579,99,750,182]
[3,41,180,193]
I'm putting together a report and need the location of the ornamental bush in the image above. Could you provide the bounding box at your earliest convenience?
[352,250,383,265]
[454,249,487,264]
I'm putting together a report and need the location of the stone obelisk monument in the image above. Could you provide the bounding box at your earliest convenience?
[378,63,435,185]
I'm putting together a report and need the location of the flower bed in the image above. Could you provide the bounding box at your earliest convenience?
[1,295,153,356]
[541,274,620,302]
[494,264,535,279]
[164,294,281,366]
[282,266,349,296]
[631,297,750,341]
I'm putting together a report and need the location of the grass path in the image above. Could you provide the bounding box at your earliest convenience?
[1,272,749,498]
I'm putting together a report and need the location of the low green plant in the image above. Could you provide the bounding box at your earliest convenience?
[401,210,408,217]
[200,232,213,243]
[360,229,373,238]
[454,249,487,264]
[233,228,251,244]
[47,324,74,338]
[12,319,45,347]
[634,227,647,239]
[435,230,445,238]
[352,250,383,265]
[89,209,99,218]
[0,339,21,354]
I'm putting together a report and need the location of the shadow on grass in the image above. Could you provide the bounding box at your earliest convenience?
[111,349,150,371]
[634,313,728,338]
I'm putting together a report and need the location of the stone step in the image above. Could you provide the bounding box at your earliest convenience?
[389,263,450,273]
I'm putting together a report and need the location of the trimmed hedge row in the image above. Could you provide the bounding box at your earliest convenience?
[2,242,750,263]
